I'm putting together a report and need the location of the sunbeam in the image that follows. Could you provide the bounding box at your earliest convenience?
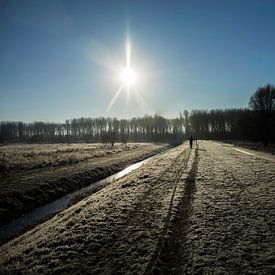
[132,86,150,112]
[107,84,124,111]
[87,40,121,72]
[107,39,141,111]
[126,40,131,68]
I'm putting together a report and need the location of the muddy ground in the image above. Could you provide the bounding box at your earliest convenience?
[0,141,274,274]
[0,143,168,225]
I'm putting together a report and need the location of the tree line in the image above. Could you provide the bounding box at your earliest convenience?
[0,115,184,144]
[1,84,274,145]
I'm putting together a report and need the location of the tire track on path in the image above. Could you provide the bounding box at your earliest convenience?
[146,147,199,274]
[0,144,193,274]
[109,146,191,273]
[205,144,274,234]
[176,141,274,274]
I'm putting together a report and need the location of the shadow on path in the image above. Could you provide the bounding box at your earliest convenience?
[147,147,199,274]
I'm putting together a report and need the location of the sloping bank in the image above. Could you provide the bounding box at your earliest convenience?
[0,144,195,274]
[0,144,169,226]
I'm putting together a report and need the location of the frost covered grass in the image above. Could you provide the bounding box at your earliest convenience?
[0,143,168,225]
[159,141,275,274]
[0,144,190,274]
[185,142,275,274]
[221,140,275,155]
[0,143,140,172]
[1,141,273,274]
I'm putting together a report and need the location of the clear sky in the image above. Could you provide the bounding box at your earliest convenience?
[1,0,275,122]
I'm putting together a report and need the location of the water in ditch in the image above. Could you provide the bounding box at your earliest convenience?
[0,149,169,242]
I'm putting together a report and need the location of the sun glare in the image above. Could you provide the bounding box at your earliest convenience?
[107,38,146,111]
[120,67,137,87]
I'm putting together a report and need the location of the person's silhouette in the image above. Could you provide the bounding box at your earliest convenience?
[189,135,193,149]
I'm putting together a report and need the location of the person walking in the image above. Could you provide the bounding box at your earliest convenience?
[189,135,193,149]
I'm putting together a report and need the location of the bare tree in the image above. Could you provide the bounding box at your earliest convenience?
[249,84,275,146]
[249,84,275,111]
[120,119,129,146]
[180,110,191,138]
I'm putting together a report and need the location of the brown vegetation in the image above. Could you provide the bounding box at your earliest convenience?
[0,144,192,274]
[0,143,168,225]
[1,141,273,273]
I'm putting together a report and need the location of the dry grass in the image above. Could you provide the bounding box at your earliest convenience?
[0,143,138,172]
[0,144,191,274]
[221,140,275,155]
[157,141,275,274]
[0,141,274,273]
[0,143,168,225]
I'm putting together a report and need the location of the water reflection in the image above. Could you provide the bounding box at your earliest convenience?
[0,150,163,242]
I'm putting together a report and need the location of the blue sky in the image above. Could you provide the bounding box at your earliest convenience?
[1,0,275,122]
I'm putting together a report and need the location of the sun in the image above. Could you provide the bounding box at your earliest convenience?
[107,39,145,111]
[120,67,137,87]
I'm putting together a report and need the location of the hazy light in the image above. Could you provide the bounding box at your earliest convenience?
[120,67,137,87]
[126,41,131,68]
[107,37,148,112]
[107,84,124,111]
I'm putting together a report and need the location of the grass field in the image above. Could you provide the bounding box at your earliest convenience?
[1,141,273,273]
[0,144,192,273]
[221,140,275,154]
[0,143,139,171]
[0,143,169,225]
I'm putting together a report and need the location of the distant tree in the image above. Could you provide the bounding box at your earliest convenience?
[3,93,275,144]
[120,119,129,146]
[65,120,70,142]
[180,110,191,138]
[249,84,275,146]
[249,84,275,111]
[110,131,116,147]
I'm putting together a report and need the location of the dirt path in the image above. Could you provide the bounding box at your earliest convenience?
[157,141,275,274]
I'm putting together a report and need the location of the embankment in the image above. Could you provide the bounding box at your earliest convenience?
[0,143,169,225]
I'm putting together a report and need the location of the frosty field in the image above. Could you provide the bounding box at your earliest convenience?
[0,141,274,274]
[0,143,168,225]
